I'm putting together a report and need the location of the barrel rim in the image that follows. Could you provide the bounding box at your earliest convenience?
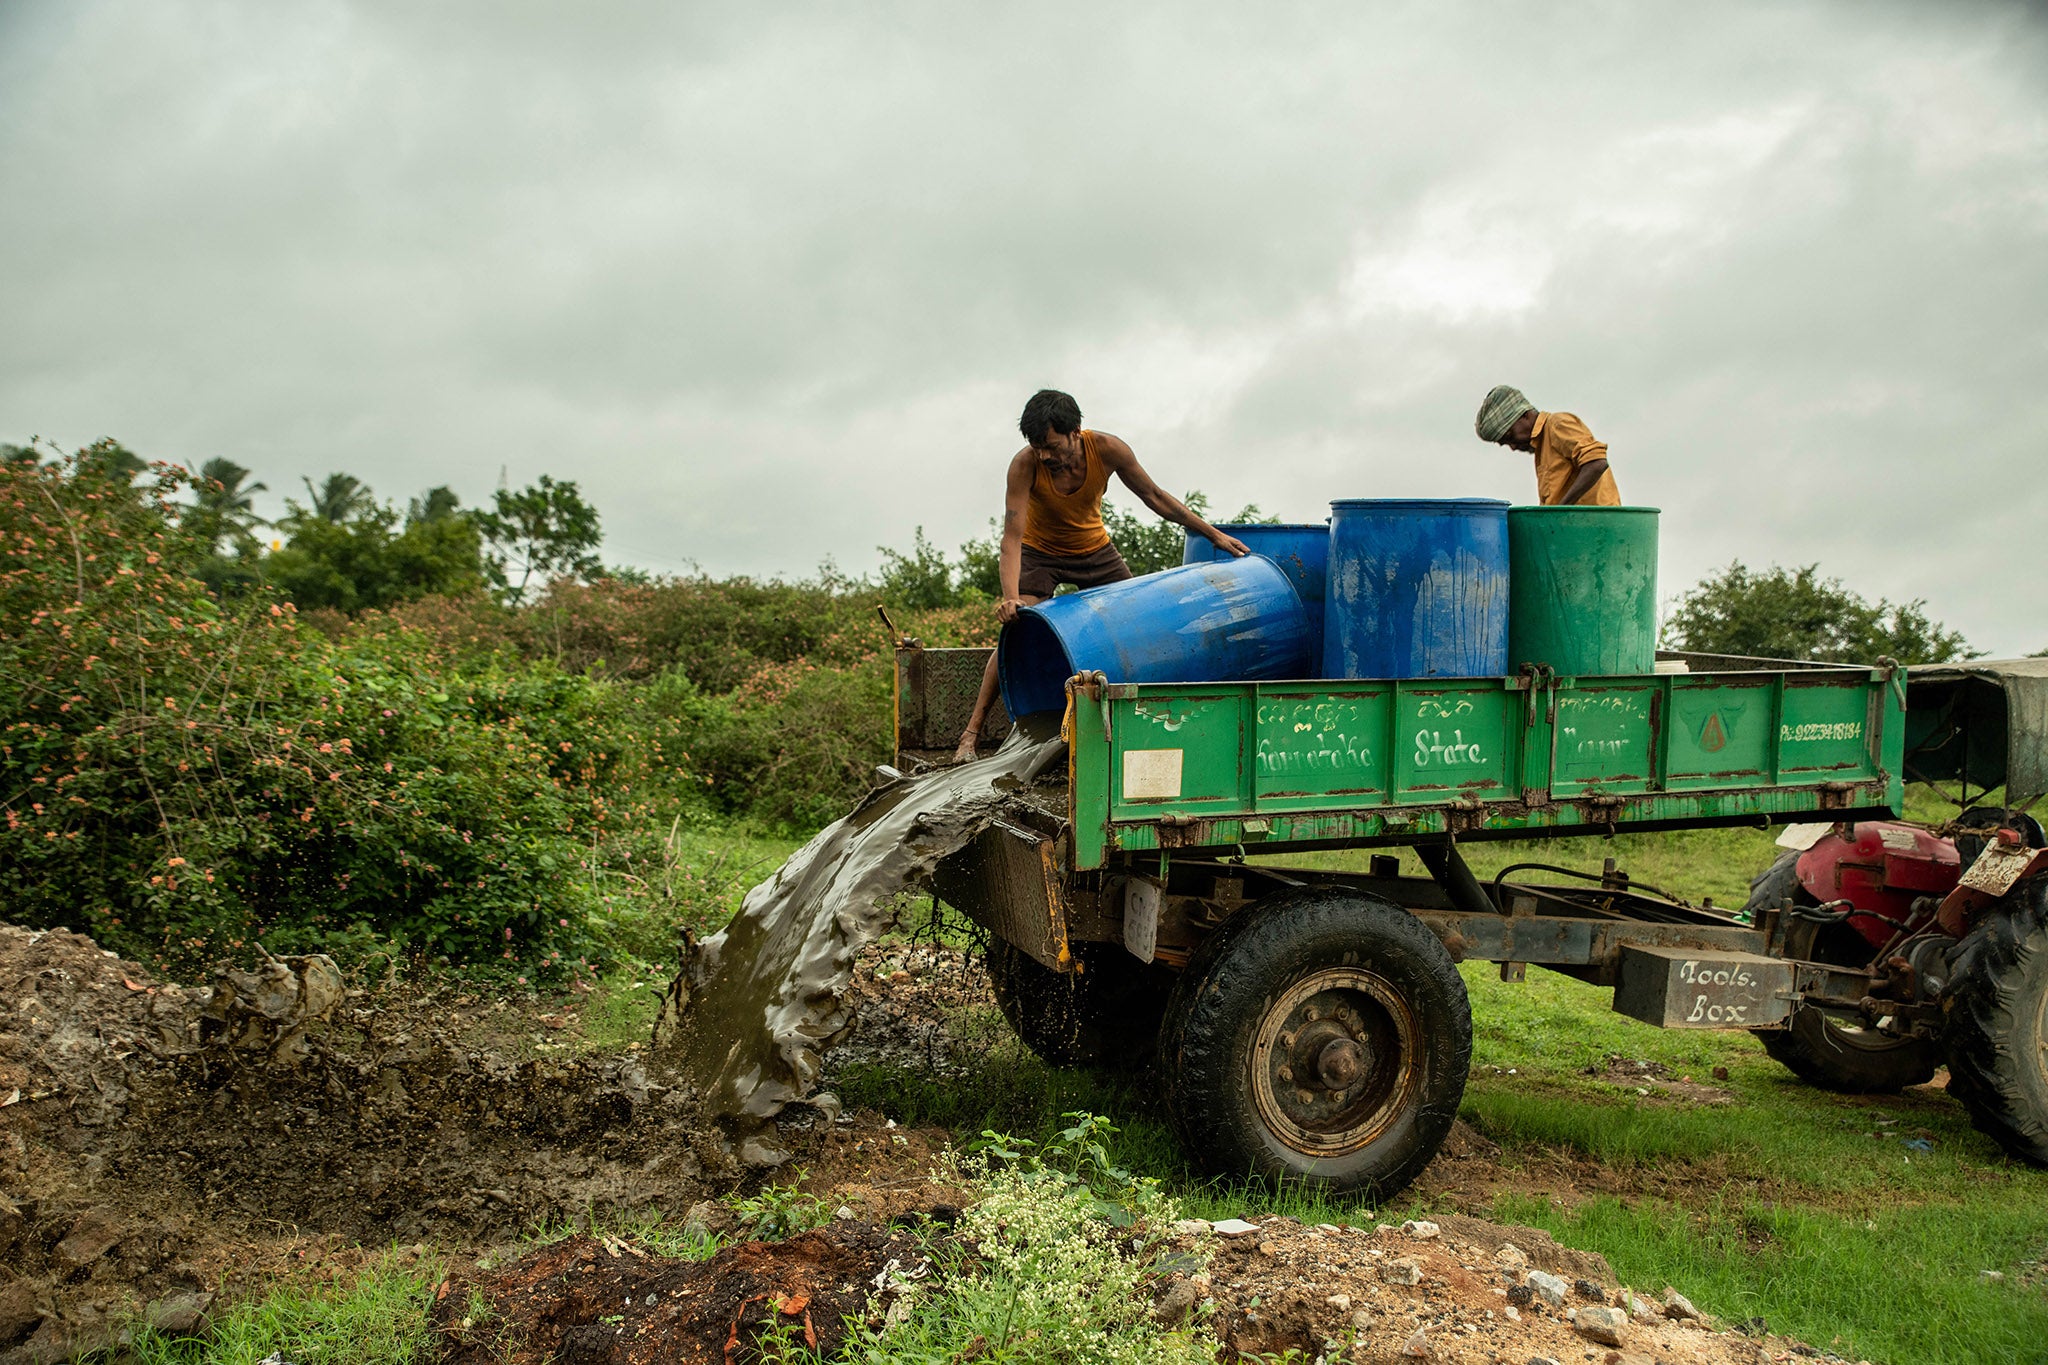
[1328,497,1510,511]
[1198,521,1332,531]
[1506,504,1662,514]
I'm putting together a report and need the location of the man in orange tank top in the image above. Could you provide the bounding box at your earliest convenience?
[954,389,1248,762]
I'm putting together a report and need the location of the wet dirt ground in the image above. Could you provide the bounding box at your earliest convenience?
[0,923,1875,1363]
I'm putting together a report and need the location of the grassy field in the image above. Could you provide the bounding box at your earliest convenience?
[125,789,2048,1364]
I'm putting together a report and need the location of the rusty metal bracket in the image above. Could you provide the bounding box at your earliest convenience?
[1935,831,2048,935]
[1066,670,1113,747]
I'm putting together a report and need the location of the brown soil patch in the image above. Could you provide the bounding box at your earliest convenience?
[1585,1054,1737,1105]
[434,1221,935,1365]
[1186,1215,1845,1363]
[0,925,916,1361]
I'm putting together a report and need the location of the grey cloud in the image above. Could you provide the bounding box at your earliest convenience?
[2,0,2045,650]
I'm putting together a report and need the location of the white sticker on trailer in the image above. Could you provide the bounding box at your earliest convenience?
[1123,748,1185,800]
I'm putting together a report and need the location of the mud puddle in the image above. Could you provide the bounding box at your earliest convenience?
[651,716,1065,1163]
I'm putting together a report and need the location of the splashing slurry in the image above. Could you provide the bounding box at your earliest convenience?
[652,715,1067,1164]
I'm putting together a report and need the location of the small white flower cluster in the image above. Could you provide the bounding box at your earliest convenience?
[858,1145,1214,1363]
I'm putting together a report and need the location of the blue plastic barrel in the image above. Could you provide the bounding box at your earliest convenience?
[1322,499,1510,679]
[1183,523,1329,664]
[998,556,1312,718]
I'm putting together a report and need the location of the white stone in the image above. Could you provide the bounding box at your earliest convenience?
[1325,1294,1352,1312]
[1171,1219,1213,1237]
[1662,1286,1702,1320]
[1573,1304,1628,1347]
[1400,1219,1441,1239]
[1211,1218,1261,1237]
[1526,1270,1569,1307]
[1381,1256,1425,1286]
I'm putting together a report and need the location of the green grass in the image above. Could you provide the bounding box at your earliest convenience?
[110,1256,442,1365]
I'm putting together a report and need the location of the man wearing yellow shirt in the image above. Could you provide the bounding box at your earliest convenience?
[1473,385,1621,506]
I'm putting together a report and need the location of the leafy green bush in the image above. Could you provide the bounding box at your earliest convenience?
[0,454,693,975]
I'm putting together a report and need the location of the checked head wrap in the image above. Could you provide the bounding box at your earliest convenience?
[1474,385,1535,442]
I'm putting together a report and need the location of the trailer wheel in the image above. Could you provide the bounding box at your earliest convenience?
[1942,877,2048,1164]
[1158,889,1470,1196]
[1745,852,1942,1093]
[986,939,1172,1070]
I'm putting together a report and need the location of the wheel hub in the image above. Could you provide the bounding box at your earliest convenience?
[1250,968,1419,1159]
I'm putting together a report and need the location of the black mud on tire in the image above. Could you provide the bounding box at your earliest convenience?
[986,938,1172,1070]
[1745,851,1942,1094]
[1943,877,2048,1165]
[1158,888,1471,1197]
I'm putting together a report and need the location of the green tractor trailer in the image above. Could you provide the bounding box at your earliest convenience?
[896,646,2048,1195]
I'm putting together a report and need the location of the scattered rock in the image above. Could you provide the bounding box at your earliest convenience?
[1663,1286,1703,1320]
[1623,1290,1660,1322]
[1528,1357,1562,1365]
[681,1200,733,1239]
[1980,1269,2005,1282]
[1526,1270,1569,1307]
[1400,1325,1431,1356]
[1400,1219,1441,1239]
[1211,1218,1261,1237]
[1573,1304,1628,1346]
[0,1279,45,1346]
[1574,1277,1606,1301]
[1495,1242,1528,1276]
[145,1289,214,1335]
[54,1208,127,1273]
[1324,1293,1351,1312]
[1381,1256,1425,1286]
[1171,1219,1212,1237]
[1150,1276,1198,1325]
[1506,1283,1534,1307]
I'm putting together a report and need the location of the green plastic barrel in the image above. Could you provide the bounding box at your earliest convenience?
[1507,506,1660,675]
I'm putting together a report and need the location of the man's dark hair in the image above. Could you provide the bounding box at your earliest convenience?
[1019,390,1083,447]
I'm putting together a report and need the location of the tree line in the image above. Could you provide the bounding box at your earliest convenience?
[6,437,2021,663]
[4,438,606,614]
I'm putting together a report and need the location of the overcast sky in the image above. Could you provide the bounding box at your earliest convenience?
[4,2,2045,653]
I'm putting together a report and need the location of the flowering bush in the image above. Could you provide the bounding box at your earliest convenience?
[0,453,673,974]
[843,1113,1214,1364]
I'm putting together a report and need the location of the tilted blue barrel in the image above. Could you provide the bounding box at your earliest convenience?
[998,556,1312,718]
[1322,499,1510,679]
[1184,523,1329,666]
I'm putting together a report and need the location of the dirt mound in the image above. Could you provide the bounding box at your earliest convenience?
[0,924,739,1360]
[434,1221,934,1365]
[1182,1214,1852,1363]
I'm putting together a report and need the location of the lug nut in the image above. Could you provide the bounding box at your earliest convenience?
[1277,1064,1294,1082]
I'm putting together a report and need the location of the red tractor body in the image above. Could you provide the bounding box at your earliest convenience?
[1794,821,1962,951]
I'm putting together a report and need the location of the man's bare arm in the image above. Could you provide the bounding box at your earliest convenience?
[1095,433,1249,557]
[1560,457,1611,505]
[996,452,1035,621]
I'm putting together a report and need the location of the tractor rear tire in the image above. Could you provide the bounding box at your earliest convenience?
[1746,851,1943,1093]
[986,938,1172,1070]
[1158,888,1470,1197]
[1942,877,2048,1165]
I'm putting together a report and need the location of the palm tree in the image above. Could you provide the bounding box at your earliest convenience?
[302,472,374,524]
[189,458,268,554]
[407,485,461,525]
